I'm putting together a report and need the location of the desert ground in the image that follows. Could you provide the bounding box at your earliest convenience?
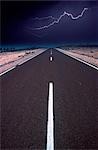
[59,47,98,67]
[0,49,46,74]
[0,47,98,75]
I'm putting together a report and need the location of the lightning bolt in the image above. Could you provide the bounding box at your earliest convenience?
[31,8,88,30]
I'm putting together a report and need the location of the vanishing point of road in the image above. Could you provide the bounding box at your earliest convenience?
[1,49,98,149]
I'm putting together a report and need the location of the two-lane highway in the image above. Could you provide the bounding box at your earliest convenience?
[1,49,98,149]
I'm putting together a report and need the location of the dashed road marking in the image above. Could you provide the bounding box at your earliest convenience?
[46,82,54,150]
[50,56,53,61]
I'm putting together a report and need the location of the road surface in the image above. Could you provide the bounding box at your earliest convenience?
[1,49,98,149]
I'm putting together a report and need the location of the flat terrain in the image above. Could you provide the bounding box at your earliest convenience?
[59,47,98,67]
[0,49,46,74]
[1,49,98,149]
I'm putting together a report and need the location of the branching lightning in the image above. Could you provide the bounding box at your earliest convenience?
[31,8,88,30]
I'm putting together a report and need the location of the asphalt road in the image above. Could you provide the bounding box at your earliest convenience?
[1,49,98,149]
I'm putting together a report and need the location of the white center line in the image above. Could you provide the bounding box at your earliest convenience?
[50,56,53,61]
[46,82,54,150]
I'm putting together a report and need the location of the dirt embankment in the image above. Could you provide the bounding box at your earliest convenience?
[58,47,98,67]
[0,49,46,74]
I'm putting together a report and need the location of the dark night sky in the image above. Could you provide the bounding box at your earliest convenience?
[1,1,98,48]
